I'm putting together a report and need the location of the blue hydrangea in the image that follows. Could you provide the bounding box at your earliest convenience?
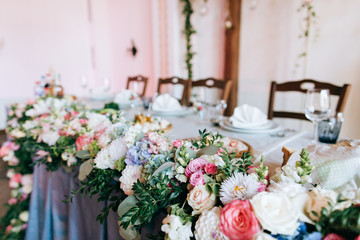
[271,222,321,240]
[125,138,152,165]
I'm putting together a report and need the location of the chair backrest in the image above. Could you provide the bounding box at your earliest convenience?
[191,78,232,104]
[157,76,191,105]
[126,75,149,97]
[268,79,351,121]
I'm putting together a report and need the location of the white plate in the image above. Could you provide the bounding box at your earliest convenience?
[224,119,272,130]
[220,120,281,133]
[151,107,194,117]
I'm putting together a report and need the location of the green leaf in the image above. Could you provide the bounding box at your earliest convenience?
[211,183,220,196]
[196,145,220,157]
[205,184,213,194]
[117,195,139,218]
[151,162,175,177]
[78,158,94,181]
[76,150,92,160]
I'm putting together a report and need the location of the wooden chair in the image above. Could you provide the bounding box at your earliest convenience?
[126,75,148,97]
[268,79,351,121]
[157,77,191,105]
[191,78,232,104]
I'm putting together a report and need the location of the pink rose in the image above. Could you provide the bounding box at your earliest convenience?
[26,99,35,105]
[79,119,88,125]
[8,198,17,205]
[323,234,345,240]
[189,171,205,186]
[217,148,225,155]
[204,163,217,175]
[355,235,360,240]
[257,182,266,192]
[0,142,20,157]
[9,173,22,188]
[172,140,183,148]
[220,200,260,240]
[21,224,28,230]
[185,158,209,177]
[5,225,12,234]
[75,135,93,151]
[94,129,105,140]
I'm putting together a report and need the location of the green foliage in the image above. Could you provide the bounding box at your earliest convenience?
[315,203,360,239]
[181,0,196,79]
[191,129,223,149]
[119,179,186,231]
[0,198,30,240]
[65,168,124,223]
[104,102,120,110]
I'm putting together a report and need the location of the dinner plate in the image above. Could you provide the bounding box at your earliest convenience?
[224,119,272,130]
[151,107,194,117]
[220,119,281,133]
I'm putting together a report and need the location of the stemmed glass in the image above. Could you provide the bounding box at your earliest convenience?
[305,89,331,143]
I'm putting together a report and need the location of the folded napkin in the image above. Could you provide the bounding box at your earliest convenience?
[152,94,182,112]
[114,89,138,104]
[230,104,268,128]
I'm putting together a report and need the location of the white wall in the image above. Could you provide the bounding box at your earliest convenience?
[238,0,360,138]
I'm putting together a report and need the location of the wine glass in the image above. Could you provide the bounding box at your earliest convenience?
[305,89,331,143]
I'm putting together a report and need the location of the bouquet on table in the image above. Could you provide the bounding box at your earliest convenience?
[84,129,358,240]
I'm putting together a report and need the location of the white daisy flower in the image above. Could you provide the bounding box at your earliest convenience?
[220,172,259,204]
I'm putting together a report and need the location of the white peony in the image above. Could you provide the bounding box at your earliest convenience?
[161,215,193,240]
[187,185,216,215]
[250,192,300,235]
[120,165,143,195]
[220,173,259,204]
[195,207,229,240]
[94,138,127,169]
[41,130,60,146]
[86,112,112,131]
[23,120,38,130]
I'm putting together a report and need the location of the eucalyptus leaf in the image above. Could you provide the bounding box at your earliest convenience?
[76,150,92,160]
[62,165,73,173]
[78,158,94,181]
[211,183,220,196]
[118,195,139,220]
[203,174,214,184]
[196,145,220,158]
[118,221,141,240]
[205,184,213,194]
[151,162,175,177]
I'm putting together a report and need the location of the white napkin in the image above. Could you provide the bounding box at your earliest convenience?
[114,89,137,105]
[229,104,268,128]
[152,94,182,112]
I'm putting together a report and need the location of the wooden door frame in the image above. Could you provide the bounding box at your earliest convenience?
[224,0,241,116]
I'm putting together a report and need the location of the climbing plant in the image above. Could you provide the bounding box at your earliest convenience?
[182,0,196,79]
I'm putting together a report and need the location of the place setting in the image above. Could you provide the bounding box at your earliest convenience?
[149,93,194,117]
[220,104,281,134]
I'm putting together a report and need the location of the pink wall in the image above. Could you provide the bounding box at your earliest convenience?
[0,0,155,98]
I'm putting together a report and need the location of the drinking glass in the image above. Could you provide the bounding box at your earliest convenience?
[305,89,331,143]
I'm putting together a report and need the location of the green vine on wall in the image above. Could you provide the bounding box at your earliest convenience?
[182,0,196,79]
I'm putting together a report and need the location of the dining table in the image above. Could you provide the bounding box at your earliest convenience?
[24,104,326,240]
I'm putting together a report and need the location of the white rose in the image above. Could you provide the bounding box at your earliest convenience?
[305,186,337,221]
[19,211,29,222]
[267,181,306,198]
[252,232,277,240]
[187,185,216,215]
[250,192,299,235]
